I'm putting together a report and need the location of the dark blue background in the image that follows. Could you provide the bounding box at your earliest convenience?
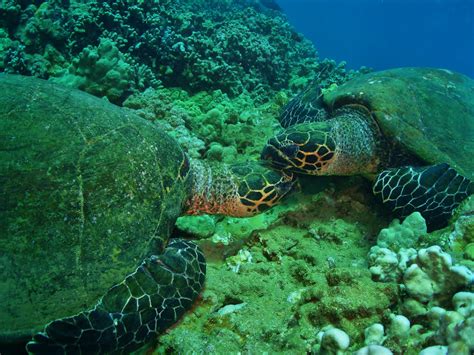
[276,0,474,78]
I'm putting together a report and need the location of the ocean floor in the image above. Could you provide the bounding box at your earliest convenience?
[152,180,473,354]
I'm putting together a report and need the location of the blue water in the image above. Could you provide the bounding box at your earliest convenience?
[277,0,474,78]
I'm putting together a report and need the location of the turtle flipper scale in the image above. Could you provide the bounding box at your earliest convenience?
[373,163,473,230]
[26,240,206,354]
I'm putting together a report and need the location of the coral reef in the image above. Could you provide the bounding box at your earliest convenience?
[402,246,472,308]
[364,208,474,354]
[122,86,282,159]
[51,37,136,103]
[0,0,357,104]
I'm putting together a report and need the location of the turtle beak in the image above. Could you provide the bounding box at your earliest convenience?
[261,138,298,170]
[275,171,298,195]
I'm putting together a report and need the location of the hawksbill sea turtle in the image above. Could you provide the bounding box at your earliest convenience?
[261,67,473,230]
[0,74,295,353]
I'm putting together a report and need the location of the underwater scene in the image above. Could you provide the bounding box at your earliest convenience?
[0,1,473,354]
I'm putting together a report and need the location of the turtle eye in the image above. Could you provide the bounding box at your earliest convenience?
[261,143,292,169]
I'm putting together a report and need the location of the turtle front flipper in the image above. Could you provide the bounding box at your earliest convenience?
[26,240,205,354]
[373,163,473,230]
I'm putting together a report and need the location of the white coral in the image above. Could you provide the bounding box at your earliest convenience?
[453,291,474,318]
[368,246,416,282]
[355,345,393,355]
[403,246,473,304]
[376,212,427,252]
[363,323,385,346]
[320,328,350,355]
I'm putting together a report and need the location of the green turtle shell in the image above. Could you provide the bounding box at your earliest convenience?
[0,75,191,342]
[323,67,474,180]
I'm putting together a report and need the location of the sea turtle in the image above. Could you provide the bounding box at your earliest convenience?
[261,67,473,230]
[0,74,295,353]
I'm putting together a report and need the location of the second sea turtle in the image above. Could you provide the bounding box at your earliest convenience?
[261,67,473,229]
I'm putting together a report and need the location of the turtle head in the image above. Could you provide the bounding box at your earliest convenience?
[262,108,381,176]
[261,122,337,176]
[185,160,296,217]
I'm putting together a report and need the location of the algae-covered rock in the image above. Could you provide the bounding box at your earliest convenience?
[176,215,218,239]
